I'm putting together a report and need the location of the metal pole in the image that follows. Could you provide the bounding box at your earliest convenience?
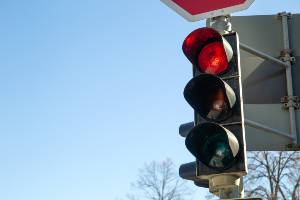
[279,12,298,144]
[209,175,241,199]
[209,16,242,200]
[239,177,244,198]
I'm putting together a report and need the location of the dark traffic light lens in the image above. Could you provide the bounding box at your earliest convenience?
[198,41,229,75]
[205,88,230,121]
[184,74,236,122]
[185,123,239,170]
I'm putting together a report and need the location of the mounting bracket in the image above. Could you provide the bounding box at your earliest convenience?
[280,49,296,63]
[281,96,300,110]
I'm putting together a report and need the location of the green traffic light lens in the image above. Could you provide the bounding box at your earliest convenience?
[202,132,235,168]
[185,123,239,170]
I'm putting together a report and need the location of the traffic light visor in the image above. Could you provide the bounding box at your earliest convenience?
[183,27,233,75]
[185,123,239,169]
[184,74,236,122]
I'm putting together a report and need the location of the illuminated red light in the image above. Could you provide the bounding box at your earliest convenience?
[198,41,229,75]
[182,27,231,75]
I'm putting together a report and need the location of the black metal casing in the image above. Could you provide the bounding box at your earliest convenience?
[186,32,247,179]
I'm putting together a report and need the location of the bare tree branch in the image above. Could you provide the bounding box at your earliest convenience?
[245,151,300,200]
[127,158,191,200]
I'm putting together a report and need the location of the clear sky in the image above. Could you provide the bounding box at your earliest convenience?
[0,1,299,200]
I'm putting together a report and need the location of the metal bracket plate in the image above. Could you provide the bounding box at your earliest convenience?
[281,96,300,109]
[286,143,300,151]
[280,49,296,63]
[277,12,292,19]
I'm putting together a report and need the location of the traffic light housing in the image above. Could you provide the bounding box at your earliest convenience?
[181,27,247,180]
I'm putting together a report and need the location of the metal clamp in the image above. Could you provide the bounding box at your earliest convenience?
[280,49,296,63]
[277,12,292,19]
[211,15,232,34]
[286,143,300,151]
[281,96,300,109]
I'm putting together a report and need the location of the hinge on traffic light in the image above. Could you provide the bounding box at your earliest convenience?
[280,49,296,64]
[281,96,300,110]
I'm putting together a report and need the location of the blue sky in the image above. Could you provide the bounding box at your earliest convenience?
[0,1,299,200]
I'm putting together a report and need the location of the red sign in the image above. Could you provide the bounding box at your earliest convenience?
[161,0,254,21]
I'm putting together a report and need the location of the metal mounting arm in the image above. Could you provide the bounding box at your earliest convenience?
[239,42,289,68]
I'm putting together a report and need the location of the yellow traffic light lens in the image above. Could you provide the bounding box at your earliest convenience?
[206,88,229,121]
[184,74,236,122]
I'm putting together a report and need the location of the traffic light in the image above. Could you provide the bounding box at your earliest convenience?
[181,27,247,180]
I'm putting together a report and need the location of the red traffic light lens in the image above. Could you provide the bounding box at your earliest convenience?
[198,41,229,75]
[182,28,222,68]
[182,28,233,75]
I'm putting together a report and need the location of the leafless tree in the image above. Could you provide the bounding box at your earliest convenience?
[245,151,300,200]
[126,158,192,200]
